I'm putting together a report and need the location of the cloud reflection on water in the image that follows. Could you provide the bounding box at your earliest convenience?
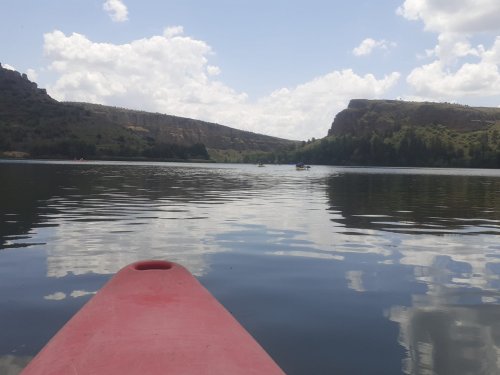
[2,162,500,374]
[0,355,32,375]
[30,165,348,278]
[325,172,500,374]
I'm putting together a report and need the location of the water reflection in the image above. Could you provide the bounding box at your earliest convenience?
[390,302,500,374]
[44,290,96,301]
[326,171,500,374]
[0,355,32,375]
[1,162,340,278]
[2,162,500,374]
[326,172,500,234]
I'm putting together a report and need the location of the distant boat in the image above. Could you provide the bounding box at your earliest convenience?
[295,162,310,171]
[257,163,265,167]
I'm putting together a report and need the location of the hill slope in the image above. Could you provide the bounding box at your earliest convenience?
[0,64,298,161]
[269,99,500,168]
[329,99,500,136]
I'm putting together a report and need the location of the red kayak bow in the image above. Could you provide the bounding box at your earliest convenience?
[21,260,285,374]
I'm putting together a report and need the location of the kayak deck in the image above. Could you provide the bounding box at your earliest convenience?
[21,260,284,374]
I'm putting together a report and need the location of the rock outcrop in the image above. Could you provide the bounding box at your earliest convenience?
[329,99,500,136]
[0,63,53,104]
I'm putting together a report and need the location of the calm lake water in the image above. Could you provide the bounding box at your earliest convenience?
[1,160,500,375]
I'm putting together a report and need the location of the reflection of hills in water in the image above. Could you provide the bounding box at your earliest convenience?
[327,172,500,234]
[0,163,59,249]
[326,172,500,291]
[326,171,500,374]
[3,164,499,283]
[1,163,266,277]
[3,163,500,374]
[0,162,329,278]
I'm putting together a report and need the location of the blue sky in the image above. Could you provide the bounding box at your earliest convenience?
[2,1,500,140]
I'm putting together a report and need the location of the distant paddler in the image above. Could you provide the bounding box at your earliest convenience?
[295,162,310,170]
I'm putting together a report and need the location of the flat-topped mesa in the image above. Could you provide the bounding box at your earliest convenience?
[328,99,500,137]
[345,98,374,110]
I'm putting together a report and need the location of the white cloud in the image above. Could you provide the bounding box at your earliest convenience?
[3,63,16,71]
[26,68,38,81]
[396,0,500,34]
[42,29,400,140]
[163,25,183,38]
[407,59,500,100]
[103,0,128,23]
[252,70,400,140]
[207,65,221,76]
[398,0,500,101]
[353,38,396,56]
[425,33,483,63]
[2,64,38,82]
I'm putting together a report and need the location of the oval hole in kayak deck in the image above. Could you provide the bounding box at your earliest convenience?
[134,261,173,271]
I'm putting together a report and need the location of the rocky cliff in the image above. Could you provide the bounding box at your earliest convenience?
[0,63,54,104]
[329,99,500,136]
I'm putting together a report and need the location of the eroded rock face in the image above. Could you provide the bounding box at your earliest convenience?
[328,99,500,137]
[0,63,55,105]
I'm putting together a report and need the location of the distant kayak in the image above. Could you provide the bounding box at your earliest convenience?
[21,260,284,375]
[295,162,311,171]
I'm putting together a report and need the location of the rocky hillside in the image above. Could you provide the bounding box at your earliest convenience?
[272,99,500,168]
[0,64,297,161]
[329,99,500,136]
[69,102,295,152]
